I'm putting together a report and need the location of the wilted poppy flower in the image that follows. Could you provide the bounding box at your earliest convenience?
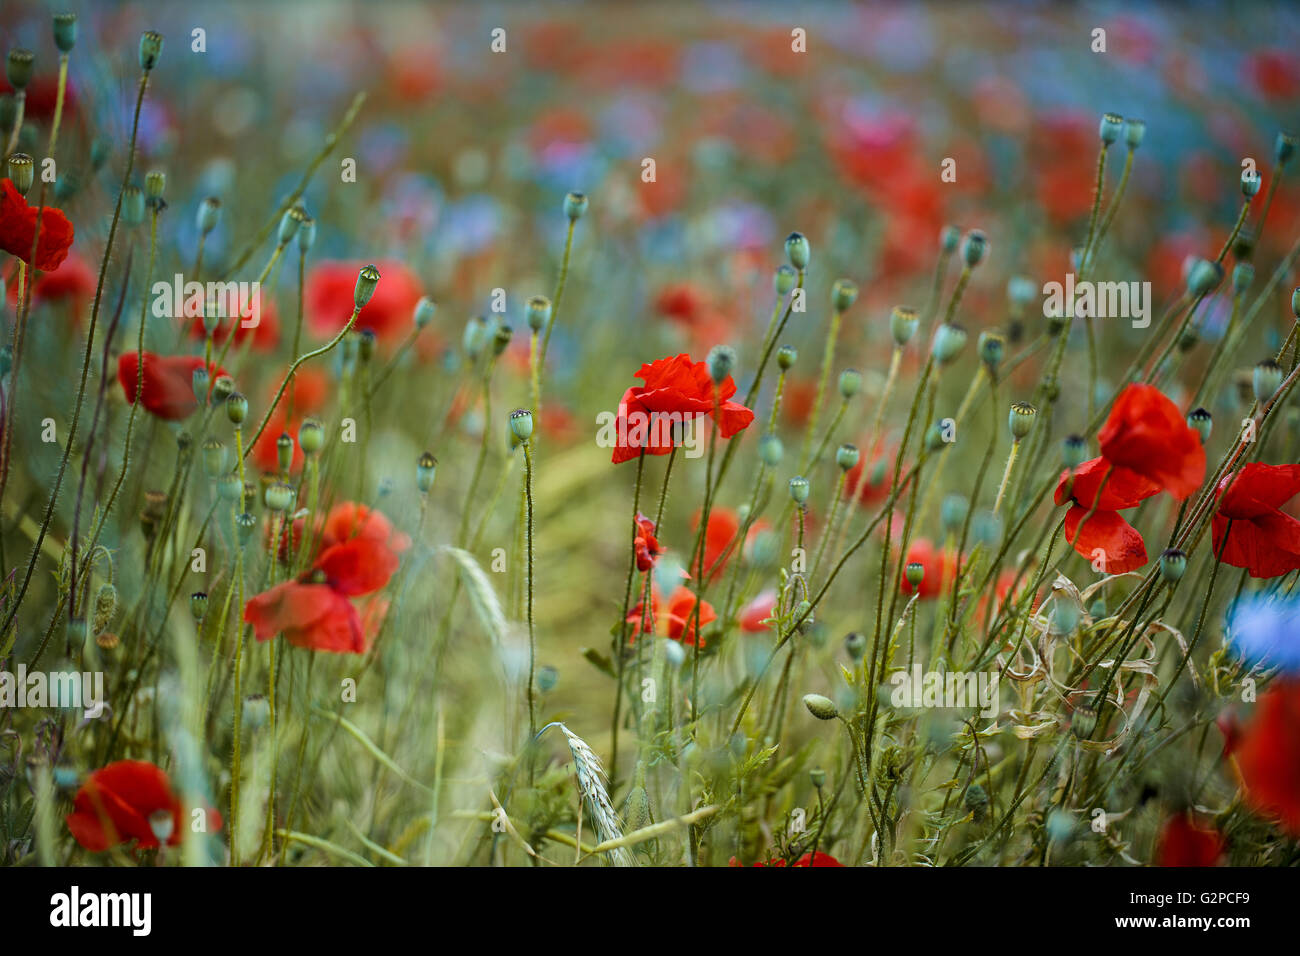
[245,536,400,653]
[66,759,221,852]
[1097,384,1205,500]
[306,259,423,342]
[1155,811,1224,866]
[117,352,226,421]
[1211,463,1300,578]
[0,179,74,271]
[633,513,663,571]
[610,354,754,464]
[627,585,717,646]
[1230,677,1300,837]
[1055,457,1161,573]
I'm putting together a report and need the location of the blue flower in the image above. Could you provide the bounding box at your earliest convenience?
[1227,593,1300,673]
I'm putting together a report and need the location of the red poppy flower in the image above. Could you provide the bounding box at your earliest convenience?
[627,585,717,646]
[654,282,711,326]
[1054,457,1162,573]
[0,179,74,271]
[320,501,411,554]
[117,352,226,421]
[7,251,95,318]
[730,850,844,867]
[66,760,221,852]
[251,368,330,475]
[1097,384,1205,500]
[899,538,955,599]
[306,259,423,343]
[1155,811,1224,866]
[694,506,740,579]
[1211,463,1300,578]
[740,589,777,633]
[245,536,399,653]
[1231,677,1300,837]
[633,513,662,571]
[611,354,755,464]
[187,287,279,352]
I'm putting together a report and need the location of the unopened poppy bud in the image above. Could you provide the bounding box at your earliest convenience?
[463,315,489,358]
[905,562,925,588]
[197,196,221,236]
[235,512,256,547]
[1159,548,1187,583]
[358,328,376,362]
[1186,258,1223,296]
[53,14,78,53]
[831,278,858,313]
[296,216,316,253]
[844,631,866,660]
[961,230,988,268]
[838,367,862,399]
[1242,166,1261,198]
[784,231,810,270]
[803,693,838,720]
[7,153,33,195]
[774,264,797,296]
[707,345,736,385]
[1253,359,1283,403]
[1099,112,1124,146]
[563,190,588,220]
[1006,276,1037,309]
[1009,401,1036,440]
[1292,286,1300,318]
[509,408,534,442]
[776,344,797,370]
[354,264,381,309]
[92,584,118,635]
[299,418,324,456]
[789,475,810,506]
[147,809,174,845]
[924,423,948,452]
[758,434,783,468]
[525,295,550,332]
[417,452,437,493]
[201,438,227,477]
[1276,131,1297,169]
[1232,262,1255,295]
[1062,434,1087,469]
[1124,118,1145,149]
[836,443,860,471]
[122,185,146,226]
[139,31,163,71]
[144,170,166,205]
[940,224,960,254]
[191,366,210,406]
[810,768,826,789]
[277,206,303,245]
[275,432,293,473]
[264,481,295,512]
[1050,598,1080,636]
[891,305,919,346]
[5,50,33,90]
[225,392,248,425]
[931,322,967,364]
[978,330,1005,370]
[1187,407,1212,444]
[941,493,968,536]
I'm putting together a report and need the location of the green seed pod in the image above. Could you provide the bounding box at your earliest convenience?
[92,583,118,635]
[774,264,797,297]
[358,328,376,363]
[905,562,925,588]
[275,432,293,474]
[354,264,381,309]
[463,315,489,359]
[53,14,78,53]
[961,229,988,268]
[90,136,110,170]
[225,392,248,426]
[294,215,316,252]
[7,153,33,195]
[836,443,860,471]
[490,323,511,357]
[242,694,270,731]
[1062,434,1087,470]
[776,344,797,370]
[978,330,1005,370]
[563,190,588,220]
[758,434,783,468]
[1009,401,1037,440]
[707,345,736,385]
[524,295,549,333]
[1187,407,1212,444]
[235,512,256,547]
[784,231,810,271]
[509,408,534,442]
[201,438,227,478]
[296,418,323,457]
[802,694,838,721]
[138,31,164,72]
[844,631,866,660]
[788,475,810,506]
[831,278,858,313]
[1099,111,1124,146]
[536,665,558,693]
[1160,548,1187,583]
[416,452,437,493]
[1253,359,1283,404]
[1232,262,1255,295]
[931,322,967,364]
[1006,276,1037,309]
[122,185,146,227]
[1124,118,1145,150]
[924,422,948,452]
[6,50,34,91]
[196,196,221,236]
[1276,130,1297,169]
[940,494,968,536]
[217,471,243,502]
[1186,258,1223,297]
[972,509,1002,546]
[1292,286,1300,318]
[964,782,989,822]
[191,591,209,621]
[890,305,919,346]
[210,373,233,403]
[1050,597,1080,636]
[192,365,211,406]
[1242,166,1261,198]
[1070,702,1098,739]
[277,205,304,245]
[939,224,960,254]
[144,169,166,205]
[837,367,862,399]
[264,481,295,512]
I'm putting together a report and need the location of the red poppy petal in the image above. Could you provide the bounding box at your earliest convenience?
[1064,505,1148,572]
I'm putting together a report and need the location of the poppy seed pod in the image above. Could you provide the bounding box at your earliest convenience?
[1186,258,1223,297]
[1099,112,1124,146]
[139,31,163,71]
[413,296,437,330]
[235,512,257,547]
[961,230,988,268]
[758,433,783,468]
[536,665,558,693]
[1187,407,1212,444]
[1049,598,1080,636]
[53,14,78,53]
[296,216,316,253]
[1009,401,1037,440]
[776,344,797,370]
[463,315,489,358]
[1232,262,1255,295]
[92,584,118,635]
[277,205,304,245]
[964,783,989,822]
[838,367,862,399]
[509,408,534,442]
[1159,548,1187,583]
[836,443,860,471]
[1124,118,1145,149]
[201,438,227,478]
[563,190,588,220]
[242,695,270,731]
[784,232,810,271]
[299,418,324,456]
[358,328,377,363]
[789,475,810,506]
[891,305,919,346]
[1276,130,1298,168]
[931,322,967,364]
[225,392,248,426]
[1253,359,1283,404]
[188,365,210,407]
[275,432,293,474]
[940,224,960,254]
[831,278,858,313]
[354,264,381,309]
[525,295,550,333]
[810,768,826,789]
[774,264,797,296]
[1062,433,1087,470]
[417,451,437,493]
[7,153,33,195]
[978,330,1005,370]
[924,423,948,452]
[264,481,295,513]
[1006,275,1037,309]
[1242,167,1261,199]
[844,631,866,660]
[122,185,146,227]
[6,50,34,91]
[1292,287,1300,318]
[90,136,110,170]
[905,562,925,588]
[217,472,243,502]
[707,345,736,385]
[197,196,221,236]
[941,493,968,536]
[144,170,166,204]
[190,591,209,621]
[802,694,838,720]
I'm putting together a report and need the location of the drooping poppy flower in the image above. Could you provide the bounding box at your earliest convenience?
[306,259,423,343]
[730,850,844,867]
[739,589,777,633]
[244,536,400,653]
[1211,463,1300,578]
[0,179,74,271]
[899,538,956,599]
[626,585,717,646]
[1054,457,1162,573]
[694,506,740,578]
[117,352,226,421]
[1155,811,1224,866]
[633,513,663,571]
[610,354,754,464]
[1097,384,1205,500]
[1229,677,1300,837]
[66,760,221,852]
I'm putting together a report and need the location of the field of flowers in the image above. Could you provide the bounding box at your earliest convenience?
[1,1,1299,870]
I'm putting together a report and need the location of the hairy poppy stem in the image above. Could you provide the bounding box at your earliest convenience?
[800,305,843,469]
[522,440,537,743]
[609,450,647,783]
